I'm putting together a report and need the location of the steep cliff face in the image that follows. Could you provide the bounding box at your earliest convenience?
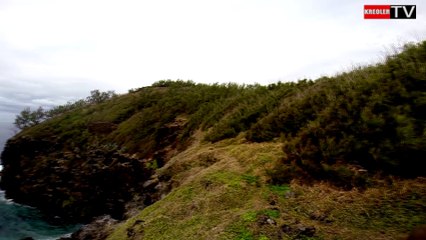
[0,134,156,222]
[0,81,292,222]
[0,84,199,222]
[0,113,188,223]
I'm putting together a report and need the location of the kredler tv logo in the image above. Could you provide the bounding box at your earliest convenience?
[364,5,416,19]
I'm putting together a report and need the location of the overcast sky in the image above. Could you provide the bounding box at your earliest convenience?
[0,0,425,152]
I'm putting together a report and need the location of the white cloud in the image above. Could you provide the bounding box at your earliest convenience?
[0,0,425,139]
[1,1,425,90]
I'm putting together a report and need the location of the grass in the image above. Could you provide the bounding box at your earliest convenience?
[268,184,291,197]
[107,140,281,240]
[106,138,426,240]
[276,180,426,239]
[9,42,425,239]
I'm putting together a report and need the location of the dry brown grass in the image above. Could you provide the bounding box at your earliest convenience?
[275,178,426,239]
[107,137,426,240]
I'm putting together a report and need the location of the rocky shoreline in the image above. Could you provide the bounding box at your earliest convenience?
[0,116,183,239]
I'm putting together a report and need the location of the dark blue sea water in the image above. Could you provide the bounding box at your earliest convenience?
[0,188,80,240]
[0,123,80,239]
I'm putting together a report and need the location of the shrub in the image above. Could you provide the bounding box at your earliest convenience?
[264,41,426,187]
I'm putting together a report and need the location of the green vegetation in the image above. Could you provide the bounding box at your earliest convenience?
[14,90,116,130]
[14,106,46,129]
[18,42,425,182]
[247,41,426,186]
[8,41,426,239]
[106,140,426,240]
[16,79,311,159]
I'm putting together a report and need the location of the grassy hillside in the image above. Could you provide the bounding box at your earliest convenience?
[107,134,425,240]
[108,41,426,239]
[19,79,312,156]
[1,41,425,239]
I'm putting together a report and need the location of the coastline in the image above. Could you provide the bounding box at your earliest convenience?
[0,184,79,240]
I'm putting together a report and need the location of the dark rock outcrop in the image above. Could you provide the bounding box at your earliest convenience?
[0,114,185,226]
[0,135,153,223]
[65,215,118,240]
[280,222,316,238]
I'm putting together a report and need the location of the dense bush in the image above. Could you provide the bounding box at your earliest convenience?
[14,107,47,129]
[15,41,426,187]
[254,41,426,185]
[15,90,116,130]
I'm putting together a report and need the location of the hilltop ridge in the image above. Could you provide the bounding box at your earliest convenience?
[1,41,425,239]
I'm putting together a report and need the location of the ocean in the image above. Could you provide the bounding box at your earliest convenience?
[0,120,77,239]
[0,186,79,240]
[0,122,79,239]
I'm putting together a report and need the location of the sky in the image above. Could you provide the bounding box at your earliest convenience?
[0,0,425,153]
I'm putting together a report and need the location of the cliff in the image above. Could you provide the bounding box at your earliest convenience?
[1,41,425,239]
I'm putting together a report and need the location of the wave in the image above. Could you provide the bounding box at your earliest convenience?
[0,190,80,240]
